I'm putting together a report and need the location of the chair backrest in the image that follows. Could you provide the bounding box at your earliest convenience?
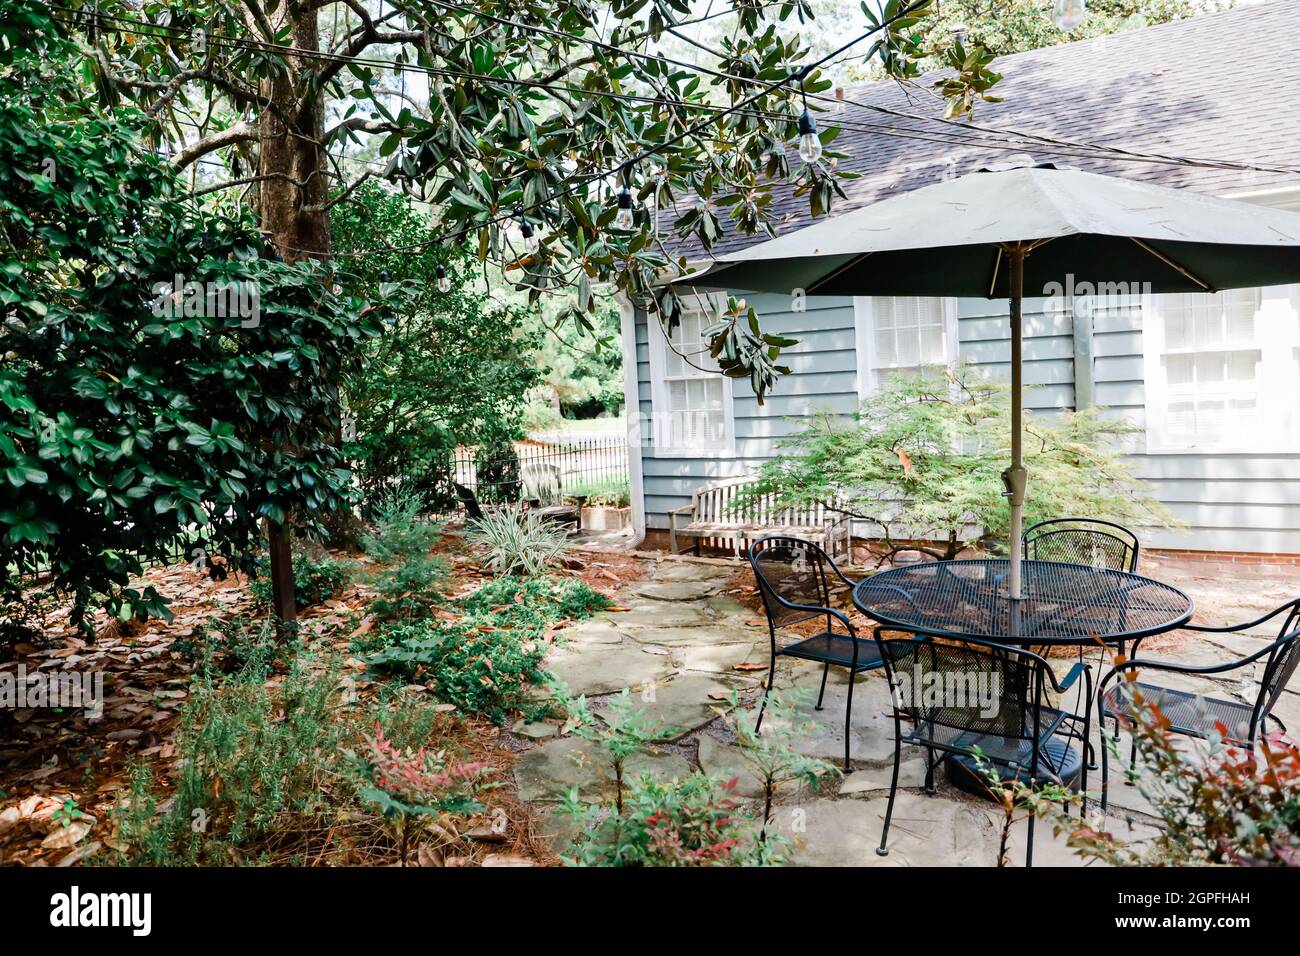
[453,482,484,521]
[874,636,1048,744]
[521,462,563,504]
[748,535,836,632]
[1254,603,1300,733]
[1024,517,1139,572]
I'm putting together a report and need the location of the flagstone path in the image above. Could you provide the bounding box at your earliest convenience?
[512,553,1300,867]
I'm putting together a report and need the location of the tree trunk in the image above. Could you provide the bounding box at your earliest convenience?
[256,8,336,634]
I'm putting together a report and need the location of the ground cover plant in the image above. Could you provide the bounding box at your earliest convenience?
[363,574,611,724]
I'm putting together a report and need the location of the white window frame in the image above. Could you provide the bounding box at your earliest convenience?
[646,292,736,458]
[1142,285,1300,454]
[853,295,960,398]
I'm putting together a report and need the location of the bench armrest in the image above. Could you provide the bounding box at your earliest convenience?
[668,504,696,531]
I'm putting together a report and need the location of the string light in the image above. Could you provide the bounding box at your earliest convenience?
[613,167,635,231]
[515,207,540,253]
[435,263,450,293]
[795,69,822,164]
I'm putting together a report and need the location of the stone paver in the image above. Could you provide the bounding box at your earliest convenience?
[514,736,692,803]
[626,623,756,647]
[678,641,763,674]
[517,552,1300,866]
[560,619,625,645]
[627,674,734,737]
[786,793,1084,867]
[546,641,675,697]
[607,601,718,628]
[629,580,722,602]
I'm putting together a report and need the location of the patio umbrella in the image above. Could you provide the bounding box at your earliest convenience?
[677,160,1300,599]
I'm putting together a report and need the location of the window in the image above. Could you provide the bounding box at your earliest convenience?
[647,294,734,455]
[1144,285,1300,452]
[854,296,958,396]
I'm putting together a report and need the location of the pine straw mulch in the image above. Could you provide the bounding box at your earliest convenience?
[0,531,646,868]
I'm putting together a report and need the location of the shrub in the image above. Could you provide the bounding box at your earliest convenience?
[460,575,611,631]
[113,656,344,865]
[112,668,474,866]
[251,553,351,610]
[173,616,287,675]
[475,441,522,504]
[564,475,630,508]
[1058,690,1300,867]
[744,365,1177,561]
[360,489,446,621]
[364,618,553,724]
[355,721,494,865]
[562,773,778,867]
[567,691,682,813]
[465,507,569,577]
[723,691,841,841]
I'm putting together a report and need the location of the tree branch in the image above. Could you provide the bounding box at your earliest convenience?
[171,121,258,169]
[323,116,402,144]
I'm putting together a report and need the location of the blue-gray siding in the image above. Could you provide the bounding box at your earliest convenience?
[633,292,1300,554]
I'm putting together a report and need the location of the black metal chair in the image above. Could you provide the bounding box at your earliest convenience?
[1024,517,1139,573]
[1023,516,1140,771]
[1098,598,1300,812]
[748,535,886,770]
[874,633,1091,867]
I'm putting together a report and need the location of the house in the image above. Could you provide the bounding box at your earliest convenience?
[618,0,1300,559]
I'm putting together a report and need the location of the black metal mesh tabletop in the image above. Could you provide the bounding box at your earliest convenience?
[852,559,1193,646]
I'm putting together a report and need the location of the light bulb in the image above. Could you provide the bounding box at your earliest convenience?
[614,186,635,230]
[1052,0,1086,31]
[797,109,822,164]
[435,264,450,293]
[519,221,539,253]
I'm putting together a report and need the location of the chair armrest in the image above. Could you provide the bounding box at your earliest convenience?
[1098,630,1298,703]
[1182,598,1300,634]
[774,598,856,637]
[828,560,860,591]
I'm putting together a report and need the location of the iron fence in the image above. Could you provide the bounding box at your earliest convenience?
[396,437,630,517]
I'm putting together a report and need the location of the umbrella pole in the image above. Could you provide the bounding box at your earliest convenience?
[1005,246,1029,602]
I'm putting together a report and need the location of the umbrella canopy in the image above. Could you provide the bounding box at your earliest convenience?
[677,161,1300,600]
[686,162,1300,297]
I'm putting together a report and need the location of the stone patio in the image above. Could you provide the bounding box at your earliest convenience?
[514,550,1300,866]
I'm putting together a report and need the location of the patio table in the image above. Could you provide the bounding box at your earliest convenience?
[851,558,1193,648]
[851,558,1194,792]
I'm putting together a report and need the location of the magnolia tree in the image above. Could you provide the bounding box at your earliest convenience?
[743,367,1177,561]
[42,0,1004,625]
[0,2,384,633]
[70,0,1002,389]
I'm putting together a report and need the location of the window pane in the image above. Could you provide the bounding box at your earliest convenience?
[874,328,896,365]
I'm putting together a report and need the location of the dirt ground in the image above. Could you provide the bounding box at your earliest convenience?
[0,533,656,867]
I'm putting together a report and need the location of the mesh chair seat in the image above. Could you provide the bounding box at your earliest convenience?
[1102,682,1256,744]
[780,631,884,671]
[901,707,1073,774]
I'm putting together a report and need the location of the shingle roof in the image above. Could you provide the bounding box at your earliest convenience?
[667,0,1300,259]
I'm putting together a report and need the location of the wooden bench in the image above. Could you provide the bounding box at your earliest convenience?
[667,476,851,560]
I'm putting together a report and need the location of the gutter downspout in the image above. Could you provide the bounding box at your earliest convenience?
[616,293,647,548]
